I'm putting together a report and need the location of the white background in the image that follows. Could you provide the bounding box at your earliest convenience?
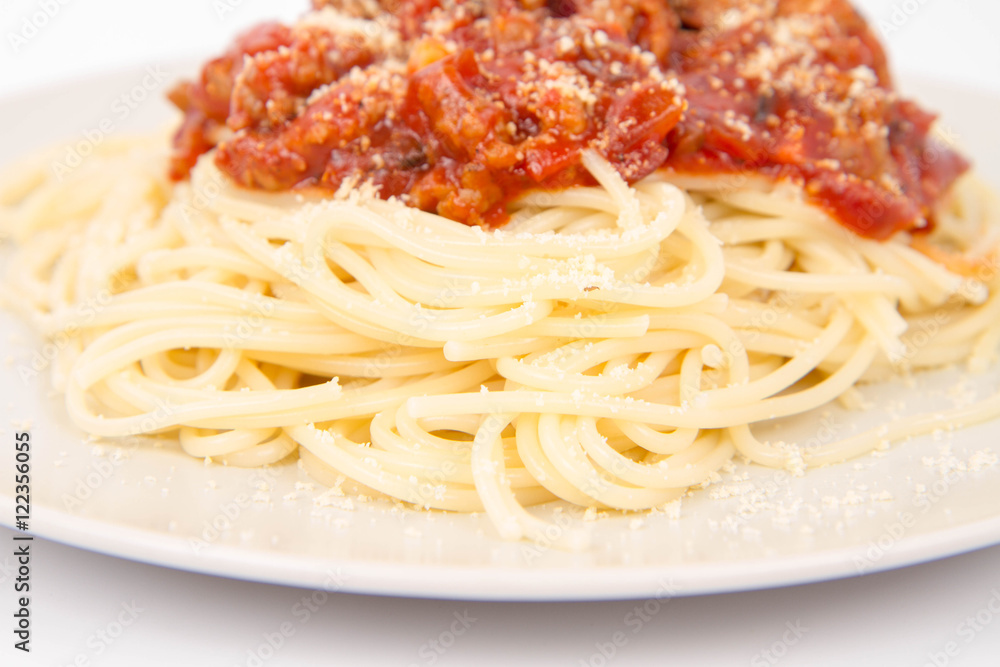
[2,1,1000,666]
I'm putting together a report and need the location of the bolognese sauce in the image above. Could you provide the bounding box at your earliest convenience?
[169,0,967,239]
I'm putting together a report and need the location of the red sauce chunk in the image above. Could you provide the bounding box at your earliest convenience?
[168,0,969,239]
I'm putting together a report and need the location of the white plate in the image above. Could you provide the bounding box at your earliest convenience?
[2,67,1000,601]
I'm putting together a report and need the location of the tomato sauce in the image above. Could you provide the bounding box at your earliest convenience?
[169,0,968,239]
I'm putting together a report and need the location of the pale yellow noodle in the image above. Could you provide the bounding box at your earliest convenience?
[2,135,999,544]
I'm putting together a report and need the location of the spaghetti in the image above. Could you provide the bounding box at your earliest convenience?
[2,135,999,545]
[2,0,1000,545]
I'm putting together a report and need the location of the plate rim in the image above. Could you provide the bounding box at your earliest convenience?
[2,499,999,600]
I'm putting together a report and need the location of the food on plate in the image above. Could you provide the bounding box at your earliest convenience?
[2,0,999,545]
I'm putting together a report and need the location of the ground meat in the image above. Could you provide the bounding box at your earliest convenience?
[169,0,967,238]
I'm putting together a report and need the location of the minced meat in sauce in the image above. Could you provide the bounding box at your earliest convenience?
[168,0,967,239]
